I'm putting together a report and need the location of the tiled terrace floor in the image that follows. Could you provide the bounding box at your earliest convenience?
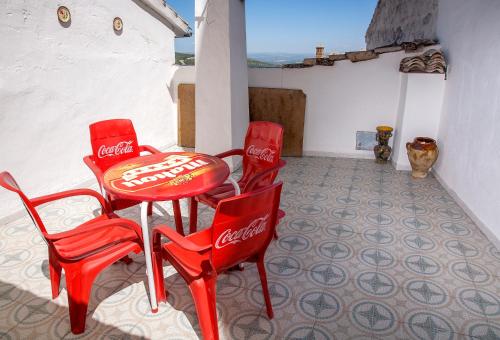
[1,157,500,339]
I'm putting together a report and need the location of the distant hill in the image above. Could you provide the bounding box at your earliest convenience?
[175,52,195,65]
[175,52,278,68]
[247,53,310,65]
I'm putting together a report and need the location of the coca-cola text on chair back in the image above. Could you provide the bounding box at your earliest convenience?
[0,172,47,235]
[241,121,283,191]
[210,182,282,272]
[89,119,140,172]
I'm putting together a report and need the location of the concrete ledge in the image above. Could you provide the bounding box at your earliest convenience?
[133,0,191,37]
[432,169,500,250]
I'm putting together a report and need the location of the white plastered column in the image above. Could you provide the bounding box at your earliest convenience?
[194,0,249,162]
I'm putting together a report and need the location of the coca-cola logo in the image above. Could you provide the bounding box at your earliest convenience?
[109,154,211,191]
[98,140,134,158]
[247,145,275,163]
[215,214,270,249]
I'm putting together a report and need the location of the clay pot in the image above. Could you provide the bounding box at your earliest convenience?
[406,137,439,178]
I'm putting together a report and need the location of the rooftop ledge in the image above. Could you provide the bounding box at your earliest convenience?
[136,0,192,37]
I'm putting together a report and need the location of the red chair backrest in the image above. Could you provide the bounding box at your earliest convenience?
[89,119,140,172]
[0,172,47,235]
[240,121,284,191]
[210,182,282,272]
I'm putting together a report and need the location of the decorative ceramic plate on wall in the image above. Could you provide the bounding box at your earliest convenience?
[57,6,71,23]
[113,17,123,32]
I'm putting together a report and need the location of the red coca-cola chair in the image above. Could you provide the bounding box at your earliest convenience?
[152,182,282,340]
[0,171,144,334]
[190,121,286,234]
[83,118,160,215]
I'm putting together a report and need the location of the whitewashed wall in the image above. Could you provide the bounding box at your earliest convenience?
[0,0,178,220]
[172,48,444,160]
[249,55,404,158]
[435,0,500,243]
[392,73,445,170]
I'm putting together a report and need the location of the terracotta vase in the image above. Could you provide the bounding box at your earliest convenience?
[406,137,439,178]
[374,126,393,163]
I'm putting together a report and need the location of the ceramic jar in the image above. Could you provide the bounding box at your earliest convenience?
[374,126,393,163]
[406,137,439,178]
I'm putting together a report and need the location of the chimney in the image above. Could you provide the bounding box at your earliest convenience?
[316,45,325,59]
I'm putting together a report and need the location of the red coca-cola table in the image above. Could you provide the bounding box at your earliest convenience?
[103,152,235,311]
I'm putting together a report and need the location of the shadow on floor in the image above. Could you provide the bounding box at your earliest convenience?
[0,279,148,339]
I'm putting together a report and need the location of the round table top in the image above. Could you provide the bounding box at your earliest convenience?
[103,152,230,202]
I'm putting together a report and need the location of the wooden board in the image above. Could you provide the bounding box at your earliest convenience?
[249,87,305,157]
[176,84,306,156]
[177,83,195,147]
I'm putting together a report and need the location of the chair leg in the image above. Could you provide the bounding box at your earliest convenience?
[152,251,167,304]
[189,197,198,234]
[172,200,184,235]
[65,267,94,334]
[49,249,62,299]
[189,276,219,340]
[257,260,274,319]
[147,202,153,216]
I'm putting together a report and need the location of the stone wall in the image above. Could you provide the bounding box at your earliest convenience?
[366,0,438,49]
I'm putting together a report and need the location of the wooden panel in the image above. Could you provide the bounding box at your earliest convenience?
[177,83,195,147]
[249,87,305,157]
[177,84,306,156]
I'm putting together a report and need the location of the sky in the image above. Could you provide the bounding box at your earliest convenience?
[167,0,378,55]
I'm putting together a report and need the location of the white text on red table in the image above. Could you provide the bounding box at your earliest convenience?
[246,145,275,162]
[120,155,208,188]
[98,140,134,158]
[215,214,270,249]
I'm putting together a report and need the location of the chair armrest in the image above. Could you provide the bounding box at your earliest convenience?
[45,218,142,242]
[243,159,287,192]
[83,155,104,189]
[31,188,111,214]
[153,225,211,253]
[215,149,244,159]
[139,145,161,155]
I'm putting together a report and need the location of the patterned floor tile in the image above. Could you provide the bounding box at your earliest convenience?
[2,156,500,339]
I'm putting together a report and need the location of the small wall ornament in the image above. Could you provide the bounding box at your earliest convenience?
[57,6,71,24]
[374,126,393,163]
[113,17,123,33]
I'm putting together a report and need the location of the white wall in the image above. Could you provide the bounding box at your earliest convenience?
[392,73,445,170]
[249,56,402,158]
[172,48,444,160]
[250,49,446,159]
[0,0,178,220]
[435,0,500,241]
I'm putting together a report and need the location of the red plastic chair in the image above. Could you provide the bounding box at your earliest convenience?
[83,118,160,215]
[190,121,286,234]
[152,182,283,340]
[0,171,144,334]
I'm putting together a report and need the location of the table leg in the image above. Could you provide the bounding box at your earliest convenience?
[140,201,158,312]
[172,199,184,235]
